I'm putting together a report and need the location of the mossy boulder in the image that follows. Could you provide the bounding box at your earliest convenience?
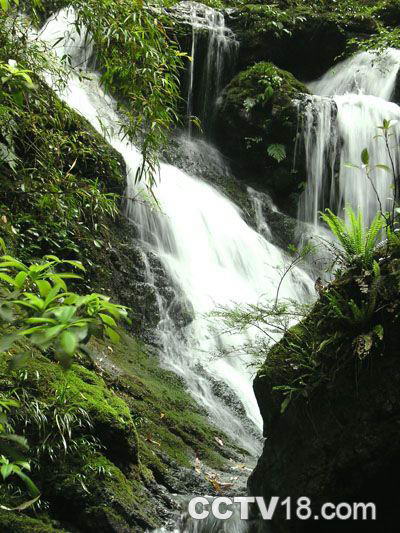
[215,61,309,213]
[0,511,68,533]
[45,452,158,532]
[248,256,400,532]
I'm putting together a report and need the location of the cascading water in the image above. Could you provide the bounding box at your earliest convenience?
[175,1,238,137]
[36,7,313,457]
[299,49,400,230]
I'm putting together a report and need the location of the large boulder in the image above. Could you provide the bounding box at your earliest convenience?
[215,61,309,213]
[248,257,400,532]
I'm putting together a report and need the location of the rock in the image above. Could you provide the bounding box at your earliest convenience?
[215,61,309,214]
[248,259,400,532]
[225,3,378,81]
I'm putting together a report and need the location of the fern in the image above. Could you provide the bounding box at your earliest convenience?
[320,207,383,268]
[387,225,400,248]
[267,143,286,163]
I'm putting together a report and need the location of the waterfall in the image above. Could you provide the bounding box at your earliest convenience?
[175,1,238,137]
[299,49,400,229]
[36,8,313,455]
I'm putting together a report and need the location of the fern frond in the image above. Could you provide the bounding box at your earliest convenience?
[321,207,383,269]
[346,207,363,256]
[364,212,384,262]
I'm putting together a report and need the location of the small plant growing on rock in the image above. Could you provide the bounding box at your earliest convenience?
[320,206,384,269]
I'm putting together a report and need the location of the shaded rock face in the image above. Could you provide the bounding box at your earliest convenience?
[225,6,378,82]
[215,61,309,215]
[248,260,400,533]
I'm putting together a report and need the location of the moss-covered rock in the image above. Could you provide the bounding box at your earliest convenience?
[215,61,309,213]
[45,451,158,532]
[248,255,400,532]
[0,332,244,531]
[0,511,68,533]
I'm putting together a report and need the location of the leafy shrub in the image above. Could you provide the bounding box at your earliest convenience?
[0,251,128,369]
[0,247,129,505]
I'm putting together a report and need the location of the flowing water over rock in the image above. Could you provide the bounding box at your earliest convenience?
[174,1,238,137]
[299,49,400,230]
[37,8,313,457]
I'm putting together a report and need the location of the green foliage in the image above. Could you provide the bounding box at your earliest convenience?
[229,2,308,40]
[0,455,39,498]
[0,0,182,264]
[267,143,286,163]
[347,0,400,54]
[65,0,184,185]
[320,207,384,269]
[231,62,307,110]
[325,277,379,327]
[0,22,123,260]
[2,0,184,186]
[0,392,40,508]
[0,253,128,369]
[0,249,129,507]
[11,383,96,462]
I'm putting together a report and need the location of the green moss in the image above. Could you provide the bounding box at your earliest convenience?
[0,511,67,533]
[216,62,309,211]
[0,79,124,261]
[98,335,242,471]
[224,61,308,110]
[0,350,138,463]
[46,451,159,531]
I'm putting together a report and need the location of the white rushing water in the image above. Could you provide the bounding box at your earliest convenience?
[36,7,313,454]
[299,49,400,229]
[175,1,237,136]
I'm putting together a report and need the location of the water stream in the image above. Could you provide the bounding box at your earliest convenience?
[174,1,237,137]
[36,6,313,457]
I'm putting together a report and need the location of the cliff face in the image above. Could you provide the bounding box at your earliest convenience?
[248,257,400,532]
